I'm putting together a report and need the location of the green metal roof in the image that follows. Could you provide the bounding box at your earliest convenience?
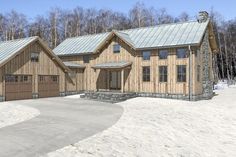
[54,20,210,56]
[0,36,38,64]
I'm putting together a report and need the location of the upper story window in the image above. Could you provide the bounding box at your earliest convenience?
[83,55,90,63]
[176,48,188,58]
[31,52,39,62]
[113,44,120,53]
[142,51,151,60]
[159,50,168,59]
[159,66,168,82]
[143,66,150,82]
[177,65,186,82]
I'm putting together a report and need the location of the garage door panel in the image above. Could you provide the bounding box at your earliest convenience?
[38,75,59,98]
[5,75,32,101]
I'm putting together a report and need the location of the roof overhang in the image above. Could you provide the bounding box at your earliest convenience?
[63,61,85,69]
[92,61,132,69]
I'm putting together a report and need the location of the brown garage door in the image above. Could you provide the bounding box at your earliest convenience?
[38,75,59,98]
[5,75,32,101]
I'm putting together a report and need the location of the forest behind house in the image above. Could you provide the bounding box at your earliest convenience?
[0,2,235,82]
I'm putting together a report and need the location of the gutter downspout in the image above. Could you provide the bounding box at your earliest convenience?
[188,45,192,101]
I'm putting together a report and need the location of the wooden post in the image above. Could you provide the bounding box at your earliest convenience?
[121,69,124,93]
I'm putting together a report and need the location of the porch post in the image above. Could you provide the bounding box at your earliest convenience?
[121,69,124,93]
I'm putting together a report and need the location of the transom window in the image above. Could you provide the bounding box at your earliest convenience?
[159,66,168,82]
[143,66,150,82]
[83,55,90,63]
[31,52,39,62]
[113,44,120,53]
[142,51,151,60]
[177,48,188,58]
[177,65,186,82]
[159,50,168,59]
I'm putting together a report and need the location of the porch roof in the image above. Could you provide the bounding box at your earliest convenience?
[63,61,85,68]
[92,61,132,69]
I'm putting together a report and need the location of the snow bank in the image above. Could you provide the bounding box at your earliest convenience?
[0,102,40,128]
[47,87,236,157]
[65,94,84,99]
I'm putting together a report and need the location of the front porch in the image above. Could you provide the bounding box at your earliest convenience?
[93,61,132,93]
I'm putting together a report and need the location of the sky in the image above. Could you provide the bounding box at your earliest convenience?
[0,0,235,21]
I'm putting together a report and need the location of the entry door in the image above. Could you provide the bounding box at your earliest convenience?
[110,71,121,90]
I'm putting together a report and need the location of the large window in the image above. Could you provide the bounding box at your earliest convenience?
[142,51,151,60]
[143,66,150,82]
[83,55,90,63]
[31,52,39,62]
[177,65,186,82]
[113,44,120,53]
[177,48,187,58]
[159,66,168,82]
[159,50,168,59]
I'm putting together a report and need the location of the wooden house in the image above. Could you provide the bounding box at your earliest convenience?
[55,11,218,101]
[0,36,69,101]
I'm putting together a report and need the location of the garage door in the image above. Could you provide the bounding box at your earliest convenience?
[38,75,59,98]
[5,75,32,101]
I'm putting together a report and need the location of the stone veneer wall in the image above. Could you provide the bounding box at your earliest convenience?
[201,30,214,99]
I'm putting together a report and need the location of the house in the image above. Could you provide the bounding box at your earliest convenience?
[0,36,69,101]
[54,11,218,101]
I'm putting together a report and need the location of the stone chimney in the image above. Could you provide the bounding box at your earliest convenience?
[198,11,209,23]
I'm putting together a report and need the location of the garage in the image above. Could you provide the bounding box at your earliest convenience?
[5,75,32,101]
[38,75,59,98]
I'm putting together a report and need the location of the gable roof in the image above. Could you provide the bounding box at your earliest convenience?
[54,19,217,56]
[0,36,70,72]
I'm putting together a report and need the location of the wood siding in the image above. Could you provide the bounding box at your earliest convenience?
[60,33,214,96]
[0,41,66,97]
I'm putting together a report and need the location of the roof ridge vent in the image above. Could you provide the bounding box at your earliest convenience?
[197,11,209,23]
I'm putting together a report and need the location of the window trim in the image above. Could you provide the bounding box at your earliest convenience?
[113,44,120,53]
[159,50,168,60]
[142,66,151,82]
[142,51,151,61]
[31,52,39,62]
[159,66,168,83]
[176,48,188,59]
[177,65,187,82]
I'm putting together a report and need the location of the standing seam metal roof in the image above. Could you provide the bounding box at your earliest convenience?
[0,36,38,64]
[54,20,210,55]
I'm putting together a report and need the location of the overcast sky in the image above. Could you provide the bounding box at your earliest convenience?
[0,0,235,20]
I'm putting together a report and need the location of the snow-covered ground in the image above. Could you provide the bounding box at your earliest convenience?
[47,86,236,157]
[0,102,40,128]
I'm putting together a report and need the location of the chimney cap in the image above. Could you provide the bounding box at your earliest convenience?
[198,11,209,23]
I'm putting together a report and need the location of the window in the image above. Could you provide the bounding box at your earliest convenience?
[159,50,168,59]
[51,76,58,82]
[197,65,201,82]
[83,55,90,63]
[159,66,168,82]
[39,76,45,82]
[113,44,120,53]
[142,51,151,60]
[176,48,187,58]
[143,66,150,82]
[31,52,39,62]
[177,65,186,82]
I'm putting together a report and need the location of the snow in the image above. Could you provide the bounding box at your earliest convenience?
[47,86,236,157]
[0,102,40,128]
[65,94,84,99]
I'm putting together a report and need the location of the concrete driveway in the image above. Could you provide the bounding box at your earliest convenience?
[0,97,123,157]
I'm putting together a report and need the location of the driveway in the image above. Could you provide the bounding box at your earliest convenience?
[0,97,123,157]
